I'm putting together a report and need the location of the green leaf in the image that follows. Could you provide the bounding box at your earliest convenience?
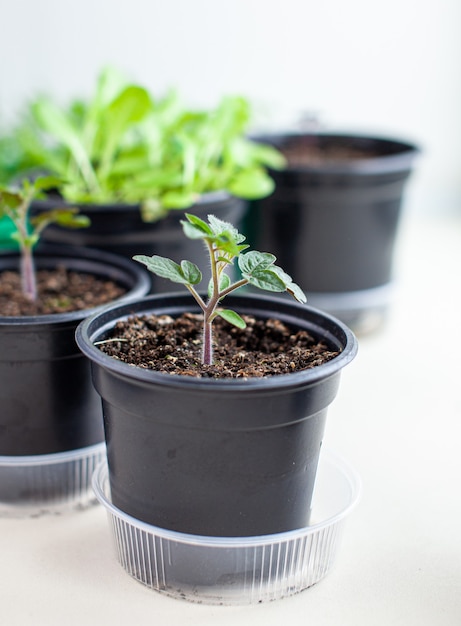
[32,175,63,193]
[181,213,214,239]
[98,86,152,176]
[246,142,287,170]
[184,213,213,235]
[239,255,307,302]
[244,267,288,292]
[207,273,231,297]
[160,189,197,209]
[31,97,98,192]
[31,208,90,232]
[287,282,307,303]
[238,250,276,276]
[0,188,22,211]
[270,265,307,302]
[106,86,152,128]
[227,168,275,199]
[180,260,202,285]
[208,214,238,238]
[216,309,247,329]
[133,254,201,285]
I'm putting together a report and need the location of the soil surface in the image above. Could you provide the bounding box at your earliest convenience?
[0,267,126,316]
[97,312,340,379]
[282,143,381,167]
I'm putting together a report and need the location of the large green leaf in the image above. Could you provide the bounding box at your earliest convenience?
[31,97,98,192]
[98,86,152,176]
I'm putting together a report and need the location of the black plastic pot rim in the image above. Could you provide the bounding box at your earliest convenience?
[254,131,420,176]
[76,292,358,394]
[0,245,150,328]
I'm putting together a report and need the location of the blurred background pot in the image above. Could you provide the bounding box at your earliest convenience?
[0,245,150,514]
[32,192,246,293]
[246,132,419,334]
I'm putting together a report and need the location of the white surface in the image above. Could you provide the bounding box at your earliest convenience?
[1,213,460,625]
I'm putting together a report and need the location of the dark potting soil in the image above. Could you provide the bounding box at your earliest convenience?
[0,267,126,316]
[97,312,340,379]
[282,143,381,167]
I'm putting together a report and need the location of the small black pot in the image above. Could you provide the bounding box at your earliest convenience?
[32,192,246,293]
[0,245,150,457]
[247,133,419,332]
[76,293,357,537]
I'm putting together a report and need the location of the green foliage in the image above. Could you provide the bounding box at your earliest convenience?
[12,68,286,217]
[134,214,305,365]
[0,176,89,300]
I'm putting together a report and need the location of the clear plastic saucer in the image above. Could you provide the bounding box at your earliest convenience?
[92,450,361,605]
[0,443,106,518]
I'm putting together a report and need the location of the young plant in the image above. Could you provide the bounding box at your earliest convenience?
[13,68,286,218]
[134,213,306,365]
[0,177,90,301]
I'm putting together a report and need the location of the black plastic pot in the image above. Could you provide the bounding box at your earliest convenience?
[247,133,419,333]
[0,245,150,457]
[32,192,246,293]
[76,292,357,537]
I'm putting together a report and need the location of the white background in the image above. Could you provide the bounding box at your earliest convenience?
[1,0,460,215]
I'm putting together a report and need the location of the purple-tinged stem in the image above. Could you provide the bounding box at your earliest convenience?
[202,318,213,365]
[20,245,37,301]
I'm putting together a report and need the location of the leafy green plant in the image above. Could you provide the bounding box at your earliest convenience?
[134,213,306,365]
[15,68,286,219]
[0,177,90,301]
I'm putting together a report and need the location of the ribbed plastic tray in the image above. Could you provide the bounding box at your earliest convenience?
[93,450,361,604]
[0,443,106,517]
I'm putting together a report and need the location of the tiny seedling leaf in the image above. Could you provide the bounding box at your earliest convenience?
[208,273,231,298]
[216,309,247,329]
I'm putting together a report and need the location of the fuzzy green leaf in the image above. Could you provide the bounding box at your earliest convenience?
[238,250,276,275]
[244,267,288,292]
[270,265,307,303]
[180,260,202,285]
[207,214,243,241]
[183,213,213,235]
[133,254,201,285]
